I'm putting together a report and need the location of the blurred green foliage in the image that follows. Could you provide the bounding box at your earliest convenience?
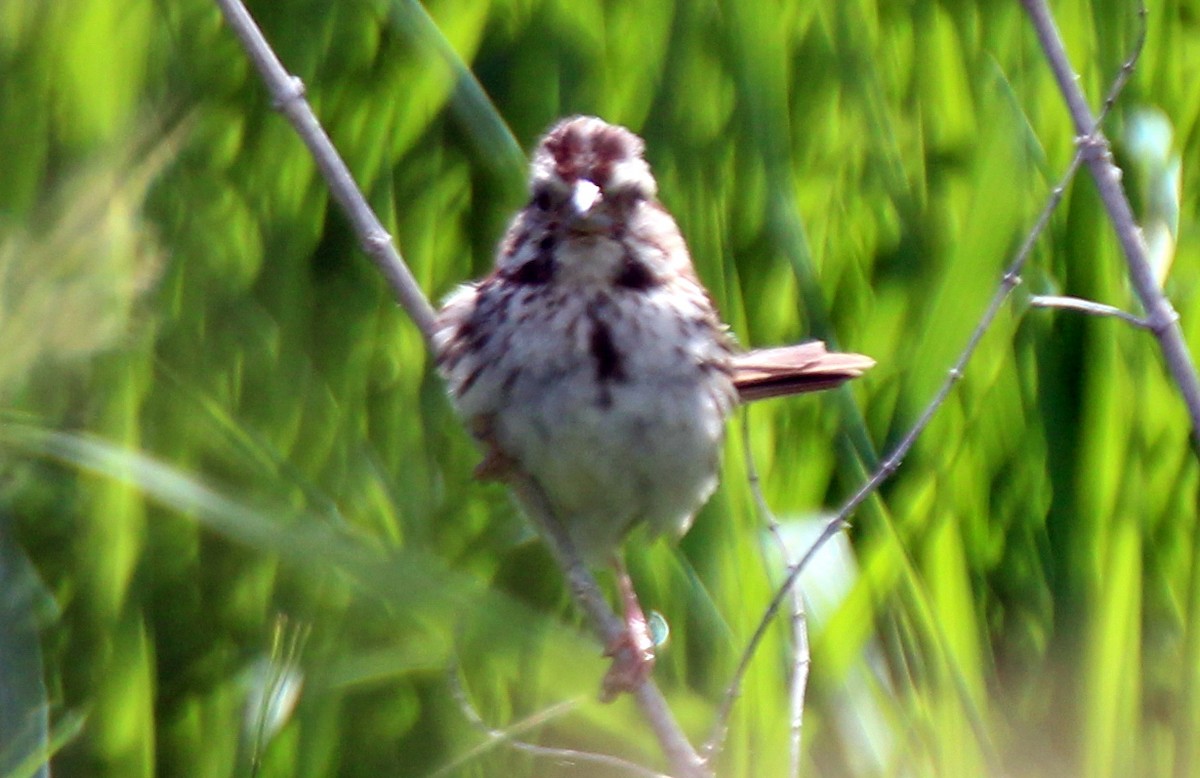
[1,0,1199,775]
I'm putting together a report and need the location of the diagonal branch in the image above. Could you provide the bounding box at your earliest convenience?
[1019,5,1200,777]
[705,4,1147,759]
[209,2,707,776]
[1021,0,1200,451]
[212,0,436,343]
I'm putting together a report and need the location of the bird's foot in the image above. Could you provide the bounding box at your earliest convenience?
[600,559,656,702]
[469,417,517,481]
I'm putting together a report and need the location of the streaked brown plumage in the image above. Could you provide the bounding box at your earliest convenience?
[434,116,872,698]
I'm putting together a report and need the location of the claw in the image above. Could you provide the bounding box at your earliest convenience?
[472,444,516,481]
[600,558,657,702]
[468,416,517,481]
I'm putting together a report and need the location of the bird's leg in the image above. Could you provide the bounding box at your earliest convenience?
[468,415,518,481]
[600,555,656,702]
[472,443,517,481]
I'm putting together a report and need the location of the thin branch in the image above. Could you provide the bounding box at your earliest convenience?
[1021,5,1200,775]
[704,6,1147,758]
[1015,6,1200,778]
[211,0,436,343]
[210,3,707,776]
[502,476,709,777]
[1030,295,1150,328]
[1020,0,1200,449]
[439,667,669,778]
[739,411,809,778]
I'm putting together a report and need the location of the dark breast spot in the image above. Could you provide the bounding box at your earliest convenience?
[614,252,660,290]
[589,317,626,383]
[458,281,514,353]
[457,364,484,397]
[503,253,555,285]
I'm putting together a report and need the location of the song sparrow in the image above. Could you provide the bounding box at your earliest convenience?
[434,116,872,699]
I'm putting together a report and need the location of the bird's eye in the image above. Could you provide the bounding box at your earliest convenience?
[531,189,553,211]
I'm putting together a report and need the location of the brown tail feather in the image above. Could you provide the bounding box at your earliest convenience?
[731,342,874,403]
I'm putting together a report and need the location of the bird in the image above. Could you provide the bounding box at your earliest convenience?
[433,116,873,699]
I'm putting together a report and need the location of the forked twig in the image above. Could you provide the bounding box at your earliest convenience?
[209,2,707,776]
[704,4,1147,759]
[439,666,668,778]
[1030,295,1150,328]
[1018,0,1200,447]
[1022,4,1200,776]
[503,474,708,776]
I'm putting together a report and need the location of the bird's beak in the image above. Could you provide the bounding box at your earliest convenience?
[569,179,604,227]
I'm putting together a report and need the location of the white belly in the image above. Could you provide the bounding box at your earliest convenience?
[442,274,737,562]
[495,361,729,561]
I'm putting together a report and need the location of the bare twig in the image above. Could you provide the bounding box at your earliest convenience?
[1019,5,1200,778]
[1022,5,1200,776]
[503,475,709,777]
[740,411,809,778]
[210,3,707,776]
[1021,0,1200,448]
[211,0,436,343]
[440,667,668,778]
[705,6,1147,759]
[1030,295,1150,328]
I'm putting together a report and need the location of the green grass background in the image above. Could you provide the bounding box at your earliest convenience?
[2,0,1198,775]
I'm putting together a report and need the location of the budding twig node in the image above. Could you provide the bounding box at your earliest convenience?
[271,76,306,111]
[1074,132,1108,161]
[1147,309,1181,335]
[364,232,394,253]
